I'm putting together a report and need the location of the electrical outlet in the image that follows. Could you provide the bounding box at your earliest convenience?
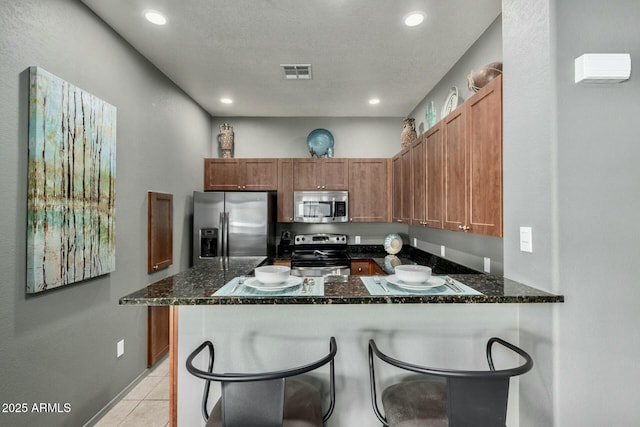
[355,236,361,244]
[117,339,124,358]
[440,245,445,257]
[484,257,491,273]
[412,237,417,247]
[520,227,533,253]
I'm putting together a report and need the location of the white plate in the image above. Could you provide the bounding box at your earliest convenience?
[243,276,302,291]
[441,86,459,118]
[385,275,446,290]
[384,233,403,255]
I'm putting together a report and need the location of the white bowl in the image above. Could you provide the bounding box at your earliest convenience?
[394,265,432,284]
[254,265,291,284]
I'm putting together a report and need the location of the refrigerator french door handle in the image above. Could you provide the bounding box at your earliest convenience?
[219,211,225,258]
[224,212,230,258]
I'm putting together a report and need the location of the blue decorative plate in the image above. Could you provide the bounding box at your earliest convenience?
[307,128,334,157]
[384,233,403,254]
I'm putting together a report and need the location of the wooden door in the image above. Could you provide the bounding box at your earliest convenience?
[400,148,412,223]
[148,192,173,272]
[348,159,390,222]
[277,159,294,222]
[147,306,169,367]
[425,123,444,229]
[204,159,241,190]
[321,159,349,190]
[243,159,278,190]
[391,151,403,223]
[410,135,426,225]
[466,76,503,237]
[443,107,467,232]
[293,159,318,190]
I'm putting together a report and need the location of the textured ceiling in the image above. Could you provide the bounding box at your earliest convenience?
[81,0,501,117]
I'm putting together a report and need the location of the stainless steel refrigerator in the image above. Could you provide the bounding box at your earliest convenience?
[192,191,275,265]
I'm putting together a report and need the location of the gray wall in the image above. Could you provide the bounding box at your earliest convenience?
[502,1,556,425]
[212,116,409,244]
[407,15,504,274]
[553,1,640,425]
[504,0,640,425]
[211,116,403,158]
[0,1,211,425]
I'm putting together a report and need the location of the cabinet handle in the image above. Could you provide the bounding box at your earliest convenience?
[237,186,241,189]
[242,185,246,189]
[458,225,470,232]
[396,219,403,223]
[350,218,353,221]
[322,186,326,189]
[153,265,158,271]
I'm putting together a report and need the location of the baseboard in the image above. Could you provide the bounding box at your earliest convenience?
[82,368,150,427]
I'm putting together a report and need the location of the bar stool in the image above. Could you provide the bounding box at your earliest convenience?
[186,337,337,427]
[368,337,533,427]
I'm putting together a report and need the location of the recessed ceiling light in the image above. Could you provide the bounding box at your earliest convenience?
[220,98,233,104]
[403,11,426,27]
[144,10,167,26]
[369,98,381,105]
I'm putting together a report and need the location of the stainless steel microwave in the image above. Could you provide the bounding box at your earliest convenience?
[293,191,348,223]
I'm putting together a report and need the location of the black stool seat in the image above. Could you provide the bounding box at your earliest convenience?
[187,337,337,427]
[381,378,447,427]
[368,337,533,427]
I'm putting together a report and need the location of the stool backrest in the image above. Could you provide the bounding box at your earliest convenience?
[221,379,285,427]
[187,337,337,427]
[369,337,533,427]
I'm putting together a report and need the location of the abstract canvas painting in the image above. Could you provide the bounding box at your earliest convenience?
[27,67,117,293]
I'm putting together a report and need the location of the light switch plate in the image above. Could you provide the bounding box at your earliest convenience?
[520,227,533,253]
[440,245,445,257]
[355,236,361,244]
[412,237,417,247]
[117,339,124,358]
[483,257,491,273]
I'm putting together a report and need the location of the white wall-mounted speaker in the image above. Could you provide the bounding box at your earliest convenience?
[575,53,631,83]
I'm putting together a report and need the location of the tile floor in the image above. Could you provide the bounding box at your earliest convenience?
[94,357,170,426]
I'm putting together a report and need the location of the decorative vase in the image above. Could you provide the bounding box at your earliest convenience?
[218,123,234,158]
[400,118,417,149]
[467,61,503,93]
[426,101,436,129]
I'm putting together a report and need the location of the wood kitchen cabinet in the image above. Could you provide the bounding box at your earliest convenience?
[148,191,173,273]
[350,259,385,276]
[277,159,294,222]
[392,147,412,223]
[442,75,502,237]
[348,158,391,222]
[204,158,278,191]
[293,158,349,190]
[411,124,444,229]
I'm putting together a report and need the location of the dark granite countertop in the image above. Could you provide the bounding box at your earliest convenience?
[119,247,563,305]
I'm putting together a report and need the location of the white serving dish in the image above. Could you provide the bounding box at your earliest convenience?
[254,265,291,284]
[394,265,432,284]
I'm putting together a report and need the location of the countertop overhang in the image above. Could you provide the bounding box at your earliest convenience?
[119,249,564,305]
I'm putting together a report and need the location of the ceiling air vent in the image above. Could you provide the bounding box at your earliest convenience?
[280,64,312,80]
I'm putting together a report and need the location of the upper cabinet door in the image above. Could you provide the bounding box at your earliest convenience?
[292,159,317,190]
[293,158,348,190]
[277,159,294,222]
[410,135,426,225]
[348,158,390,222]
[391,148,411,224]
[321,159,349,190]
[204,159,241,190]
[242,159,278,190]
[442,106,468,232]
[148,191,173,273]
[466,76,502,237]
[204,159,277,191]
[425,123,444,229]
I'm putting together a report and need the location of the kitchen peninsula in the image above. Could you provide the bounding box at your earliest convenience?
[120,247,562,427]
